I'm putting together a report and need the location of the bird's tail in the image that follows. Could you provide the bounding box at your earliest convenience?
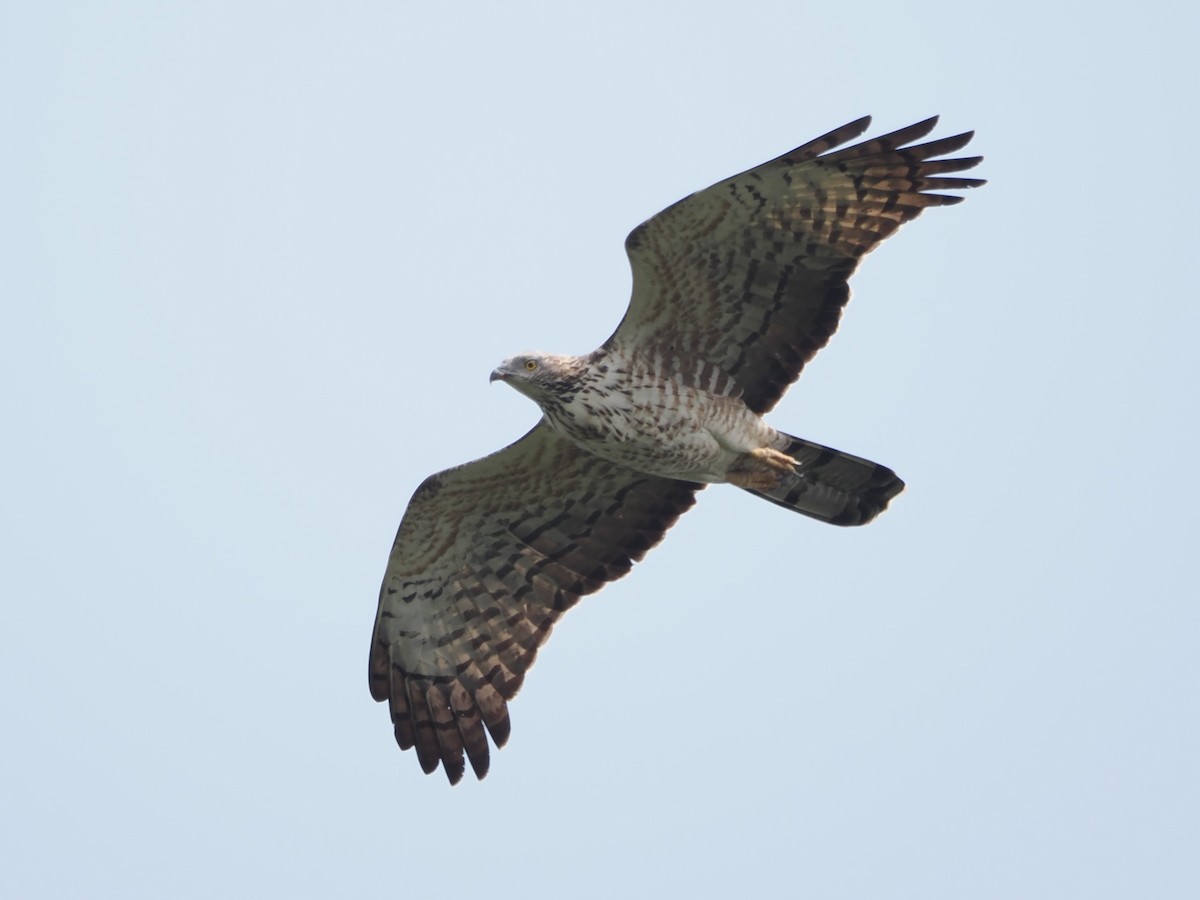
[741,433,905,526]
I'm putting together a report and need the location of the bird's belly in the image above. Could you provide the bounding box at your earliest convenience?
[569,429,729,482]
[547,392,771,483]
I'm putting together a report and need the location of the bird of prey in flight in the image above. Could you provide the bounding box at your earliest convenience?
[369,116,985,783]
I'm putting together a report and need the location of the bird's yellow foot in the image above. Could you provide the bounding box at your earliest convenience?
[747,447,799,473]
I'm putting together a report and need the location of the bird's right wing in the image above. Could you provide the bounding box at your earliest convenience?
[369,422,700,784]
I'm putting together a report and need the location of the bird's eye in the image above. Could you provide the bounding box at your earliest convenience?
[524,359,538,371]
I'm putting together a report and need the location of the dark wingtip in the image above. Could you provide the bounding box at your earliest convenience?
[464,741,491,781]
[486,713,512,748]
[878,115,941,149]
[843,114,873,135]
[908,114,941,134]
[917,130,976,157]
[827,115,873,148]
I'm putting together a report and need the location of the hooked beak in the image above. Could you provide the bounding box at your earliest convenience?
[489,366,508,384]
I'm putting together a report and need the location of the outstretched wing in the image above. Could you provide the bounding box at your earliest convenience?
[608,116,985,413]
[369,423,700,784]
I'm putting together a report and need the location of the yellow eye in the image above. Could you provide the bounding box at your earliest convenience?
[524,359,538,371]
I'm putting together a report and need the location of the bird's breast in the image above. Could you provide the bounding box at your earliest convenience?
[542,376,738,480]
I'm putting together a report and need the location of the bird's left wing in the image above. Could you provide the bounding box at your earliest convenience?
[607,116,985,413]
[369,422,700,784]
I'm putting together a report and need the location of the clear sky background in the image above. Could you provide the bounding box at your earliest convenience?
[3,2,1197,897]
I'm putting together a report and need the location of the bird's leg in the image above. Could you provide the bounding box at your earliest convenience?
[746,447,799,473]
[726,447,799,491]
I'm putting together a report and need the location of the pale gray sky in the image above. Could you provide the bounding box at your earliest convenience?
[3,2,1197,898]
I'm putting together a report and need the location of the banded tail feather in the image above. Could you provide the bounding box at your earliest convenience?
[744,433,904,526]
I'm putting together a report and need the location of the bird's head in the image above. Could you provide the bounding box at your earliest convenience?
[490,352,584,406]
